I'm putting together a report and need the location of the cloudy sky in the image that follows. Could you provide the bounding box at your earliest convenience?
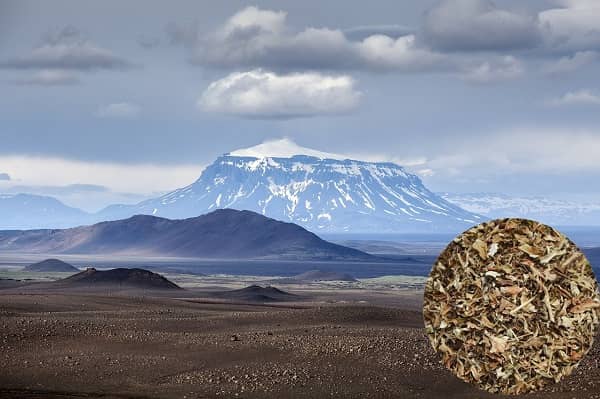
[1,0,600,211]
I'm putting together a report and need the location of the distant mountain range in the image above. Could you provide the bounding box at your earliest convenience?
[0,193,88,229]
[0,140,481,233]
[24,258,79,272]
[441,192,600,226]
[5,142,600,233]
[0,209,375,261]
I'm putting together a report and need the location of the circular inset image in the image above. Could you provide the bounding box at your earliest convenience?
[423,218,600,394]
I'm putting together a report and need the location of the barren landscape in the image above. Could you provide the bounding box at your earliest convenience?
[5,0,600,397]
[2,279,600,399]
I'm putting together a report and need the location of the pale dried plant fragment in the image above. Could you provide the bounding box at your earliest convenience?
[487,333,509,354]
[569,299,600,314]
[473,239,489,260]
[488,242,499,257]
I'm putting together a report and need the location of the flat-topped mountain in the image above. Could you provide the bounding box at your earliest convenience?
[97,139,481,233]
[24,258,79,272]
[0,140,481,233]
[0,209,375,260]
[59,268,180,290]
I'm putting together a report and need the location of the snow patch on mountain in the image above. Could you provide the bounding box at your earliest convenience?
[97,141,481,233]
[230,138,345,160]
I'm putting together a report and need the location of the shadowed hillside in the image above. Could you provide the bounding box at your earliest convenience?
[58,268,180,290]
[23,258,79,272]
[0,209,376,261]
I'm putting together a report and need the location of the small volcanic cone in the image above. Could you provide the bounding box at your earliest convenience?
[59,267,180,290]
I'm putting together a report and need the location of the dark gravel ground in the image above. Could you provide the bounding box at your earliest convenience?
[1,291,600,398]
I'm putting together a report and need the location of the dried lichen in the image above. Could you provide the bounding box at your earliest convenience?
[423,218,600,395]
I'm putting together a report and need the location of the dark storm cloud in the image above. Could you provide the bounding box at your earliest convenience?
[421,0,542,52]
[0,26,134,71]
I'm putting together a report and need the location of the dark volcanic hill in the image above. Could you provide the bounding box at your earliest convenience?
[24,258,79,272]
[0,209,376,260]
[211,285,297,302]
[58,268,180,290]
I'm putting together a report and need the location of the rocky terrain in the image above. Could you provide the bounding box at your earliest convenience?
[1,289,600,398]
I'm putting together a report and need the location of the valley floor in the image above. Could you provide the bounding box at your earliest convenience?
[1,289,600,398]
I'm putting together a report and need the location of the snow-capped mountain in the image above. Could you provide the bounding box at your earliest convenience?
[97,139,480,233]
[441,192,600,226]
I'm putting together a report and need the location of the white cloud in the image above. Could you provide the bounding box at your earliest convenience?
[357,34,448,71]
[420,0,600,56]
[337,128,600,181]
[14,69,80,86]
[198,70,362,119]
[461,56,524,83]
[190,6,450,73]
[163,3,600,79]
[172,4,600,78]
[95,102,142,118]
[0,155,202,196]
[399,129,600,177]
[422,0,541,51]
[547,89,600,107]
[1,26,133,71]
[416,168,435,177]
[539,0,600,53]
[343,24,414,41]
[230,138,345,159]
[221,6,286,36]
[543,51,598,74]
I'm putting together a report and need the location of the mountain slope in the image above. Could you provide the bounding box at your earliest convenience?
[0,194,90,229]
[97,139,480,233]
[24,258,79,272]
[210,285,297,302]
[0,209,375,260]
[59,268,180,289]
